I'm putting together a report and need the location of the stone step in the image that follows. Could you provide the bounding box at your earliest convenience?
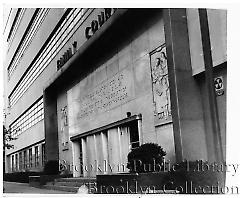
[42,177,97,193]
[49,181,95,187]
[55,177,96,183]
[44,184,79,193]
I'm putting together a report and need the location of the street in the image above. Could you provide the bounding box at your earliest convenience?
[3,181,73,194]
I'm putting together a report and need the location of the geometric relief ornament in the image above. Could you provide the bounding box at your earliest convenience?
[149,44,172,125]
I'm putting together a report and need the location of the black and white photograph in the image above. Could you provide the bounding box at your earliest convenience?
[2,3,236,196]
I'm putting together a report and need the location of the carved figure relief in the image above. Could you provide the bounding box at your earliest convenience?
[60,106,68,149]
[150,45,172,125]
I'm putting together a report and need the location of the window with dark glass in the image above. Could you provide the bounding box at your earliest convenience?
[11,155,14,172]
[42,143,46,166]
[19,152,22,170]
[29,148,32,168]
[23,150,27,169]
[129,121,140,149]
[35,146,39,167]
[15,154,18,171]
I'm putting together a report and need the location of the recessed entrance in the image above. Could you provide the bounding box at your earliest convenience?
[71,116,141,177]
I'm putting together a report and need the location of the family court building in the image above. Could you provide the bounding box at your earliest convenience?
[3,8,226,178]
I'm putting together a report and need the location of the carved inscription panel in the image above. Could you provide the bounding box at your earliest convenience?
[68,68,134,131]
[78,70,132,119]
[150,44,172,125]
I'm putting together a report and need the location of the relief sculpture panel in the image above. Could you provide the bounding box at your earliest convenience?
[150,44,172,125]
[60,105,69,150]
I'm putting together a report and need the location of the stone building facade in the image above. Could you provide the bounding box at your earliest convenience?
[3,8,226,177]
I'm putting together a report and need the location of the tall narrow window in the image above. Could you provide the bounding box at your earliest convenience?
[23,150,27,169]
[35,146,39,167]
[11,155,14,172]
[19,152,22,170]
[15,154,18,171]
[42,143,45,166]
[29,148,32,168]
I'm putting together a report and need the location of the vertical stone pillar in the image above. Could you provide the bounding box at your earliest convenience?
[43,89,59,162]
[101,132,108,174]
[72,141,81,177]
[81,138,88,177]
[163,9,208,162]
[198,9,224,163]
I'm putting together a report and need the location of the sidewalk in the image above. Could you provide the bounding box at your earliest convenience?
[3,181,73,194]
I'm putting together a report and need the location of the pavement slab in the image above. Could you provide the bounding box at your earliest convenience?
[3,181,74,194]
